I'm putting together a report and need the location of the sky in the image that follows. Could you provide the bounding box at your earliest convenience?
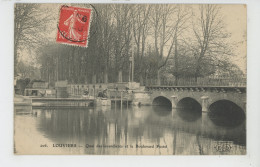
[221,4,247,73]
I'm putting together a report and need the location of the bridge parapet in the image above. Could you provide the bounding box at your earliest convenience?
[146,86,246,94]
[145,86,246,113]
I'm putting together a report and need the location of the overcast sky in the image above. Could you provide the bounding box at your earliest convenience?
[221,4,246,72]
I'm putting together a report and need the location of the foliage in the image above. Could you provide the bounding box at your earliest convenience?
[16,78,30,95]
[14,4,53,75]
[20,4,245,86]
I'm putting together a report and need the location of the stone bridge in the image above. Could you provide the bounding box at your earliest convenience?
[132,86,246,113]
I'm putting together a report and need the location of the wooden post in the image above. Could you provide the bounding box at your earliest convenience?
[115,90,117,106]
[132,46,134,82]
[129,62,131,82]
[120,91,123,108]
[93,86,96,99]
[126,95,128,109]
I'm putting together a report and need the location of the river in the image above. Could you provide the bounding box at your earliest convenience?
[14,105,246,155]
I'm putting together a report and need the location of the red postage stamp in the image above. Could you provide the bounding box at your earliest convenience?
[56,6,91,47]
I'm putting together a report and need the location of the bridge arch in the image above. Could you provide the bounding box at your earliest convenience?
[152,96,172,107]
[176,97,202,122]
[177,97,202,111]
[208,99,245,127]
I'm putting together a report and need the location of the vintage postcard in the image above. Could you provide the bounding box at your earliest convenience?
[14,3,246,155]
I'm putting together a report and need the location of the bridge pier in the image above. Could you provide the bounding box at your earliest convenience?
[171,95,178,109]
[171,108,177,118]
[201,96,209,126]
[171,96,178,118]
[243,101,246,113]
[201,96,209,112]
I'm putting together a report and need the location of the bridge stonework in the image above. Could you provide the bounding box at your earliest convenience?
[133,86,246,113]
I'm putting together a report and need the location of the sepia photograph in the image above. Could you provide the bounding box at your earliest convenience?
[13,3,247,155]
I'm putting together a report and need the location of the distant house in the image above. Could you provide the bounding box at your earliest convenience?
[24,81,50,97]
[32,81,49,89]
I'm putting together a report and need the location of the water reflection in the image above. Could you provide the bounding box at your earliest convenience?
[177,108,201,122]
[209,100,246,127]
[14,105,246,155]
[152,106,171,116]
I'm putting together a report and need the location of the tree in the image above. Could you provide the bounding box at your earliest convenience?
[32,4,243,87]
[170,5,191,85]
[14,4,52,76]
[150,4,189,85]
[16,78,30,95]
[112,4,133,82]
[17,61,40,79]
[132,5,151,85]
[143,46,160,85]
[190,4,232,81]
[95,4,115,83]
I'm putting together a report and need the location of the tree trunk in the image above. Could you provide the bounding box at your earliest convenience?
[139,75,144,86]
[175,76,179,86]
[145,74,148,86]
[157,70,161,85]
[92,74,96,84]
[118,70,122,83]
[14,46,18,76]
[104,71,108,83]
[194,75,198,84]
[85,74,88,84]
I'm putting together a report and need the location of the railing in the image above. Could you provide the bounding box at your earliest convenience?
[107,90,133,101]
[149,76,246,87]
[66,76,246,97]
[67,83,130,97]
[32,98,94,107]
